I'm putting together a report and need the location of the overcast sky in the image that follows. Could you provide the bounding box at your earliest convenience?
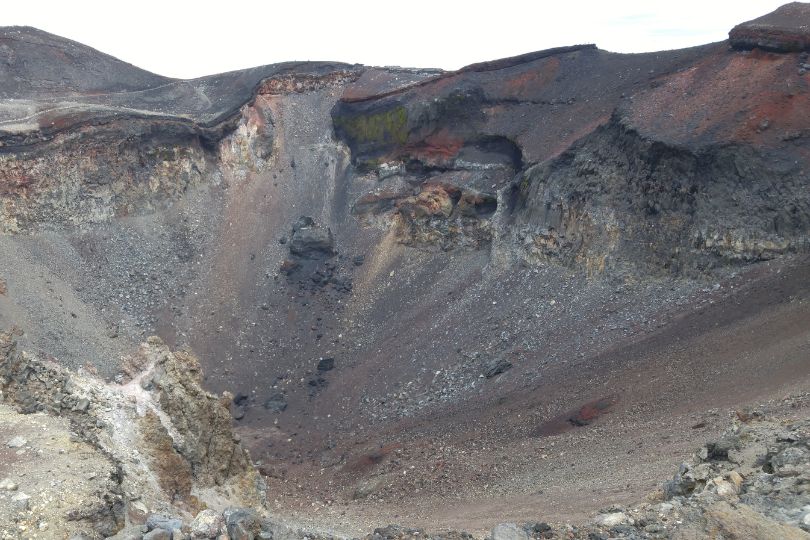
[4,0,789,79]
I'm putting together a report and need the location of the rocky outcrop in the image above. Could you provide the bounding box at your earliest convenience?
[505,116,810,275]
[730,2,810,52]
[0,130,212,232]
[139,337,260,495]
[352,179,498,249]
[0,26,360,232]
[278,216,357,294]
[0,331,264,536]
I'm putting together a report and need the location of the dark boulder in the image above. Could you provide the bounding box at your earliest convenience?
[317,357,335,371]
[263,394,287,413]
[288,216,335,259]
[483,358,513,378]
[224,508,261,540]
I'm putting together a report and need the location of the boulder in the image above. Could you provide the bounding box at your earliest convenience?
[317,357,335,371]
[289,217,335,259]
[143,530,171,540]
[491,523,530,540]
[224,508,261,540]
[594,512,631,528]
[483,358,512,378]
[191,509,224,538]
[263,394,287,413]
[146,513,182,532]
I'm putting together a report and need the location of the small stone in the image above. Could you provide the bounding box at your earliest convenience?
[595,512,630,527]
[11,492,30,510]
[657,502,674,514]
[6,436,27,448]
[191,509,224,538]
[352,476,384,499]
[232,406,246,420]
[713,478,738,498]
[645,523,665,533]
[317,357,335,371]
[263,394,287,413]
[73,398,90,412]
[224,508,261,540]
[146,513,183,532]
[483,358,512,378]
[491,523,530,540]
[527,522,552,534]
[143,530,171,540]
[0,478,18,491]
[129,500,149,523]
[727,470,743,490]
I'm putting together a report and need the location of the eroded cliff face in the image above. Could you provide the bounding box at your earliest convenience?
[505,117,810,275]
[0,128,212,232]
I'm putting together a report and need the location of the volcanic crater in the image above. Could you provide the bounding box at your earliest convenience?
[1,4,810,539]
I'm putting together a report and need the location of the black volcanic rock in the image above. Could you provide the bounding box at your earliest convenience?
[317,357,335,371]
[263,394,287,413]
[483,358,512,378]
[288,217,336,259]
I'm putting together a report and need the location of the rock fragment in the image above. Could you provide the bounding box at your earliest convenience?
[0,477,18,491]
[143,529,171,540]
[263,393,288,413]
[11,491,30,510]
[6,436,27,448]
[491,523,530,540]
[483,358,512,378]
[317,357,335,371]
[191,509,224,538]
[224,507,261,540]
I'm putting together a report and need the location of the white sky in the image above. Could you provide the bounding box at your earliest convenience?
[4,0,790,79]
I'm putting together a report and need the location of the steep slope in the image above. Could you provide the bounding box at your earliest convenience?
[0,4,809,536]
